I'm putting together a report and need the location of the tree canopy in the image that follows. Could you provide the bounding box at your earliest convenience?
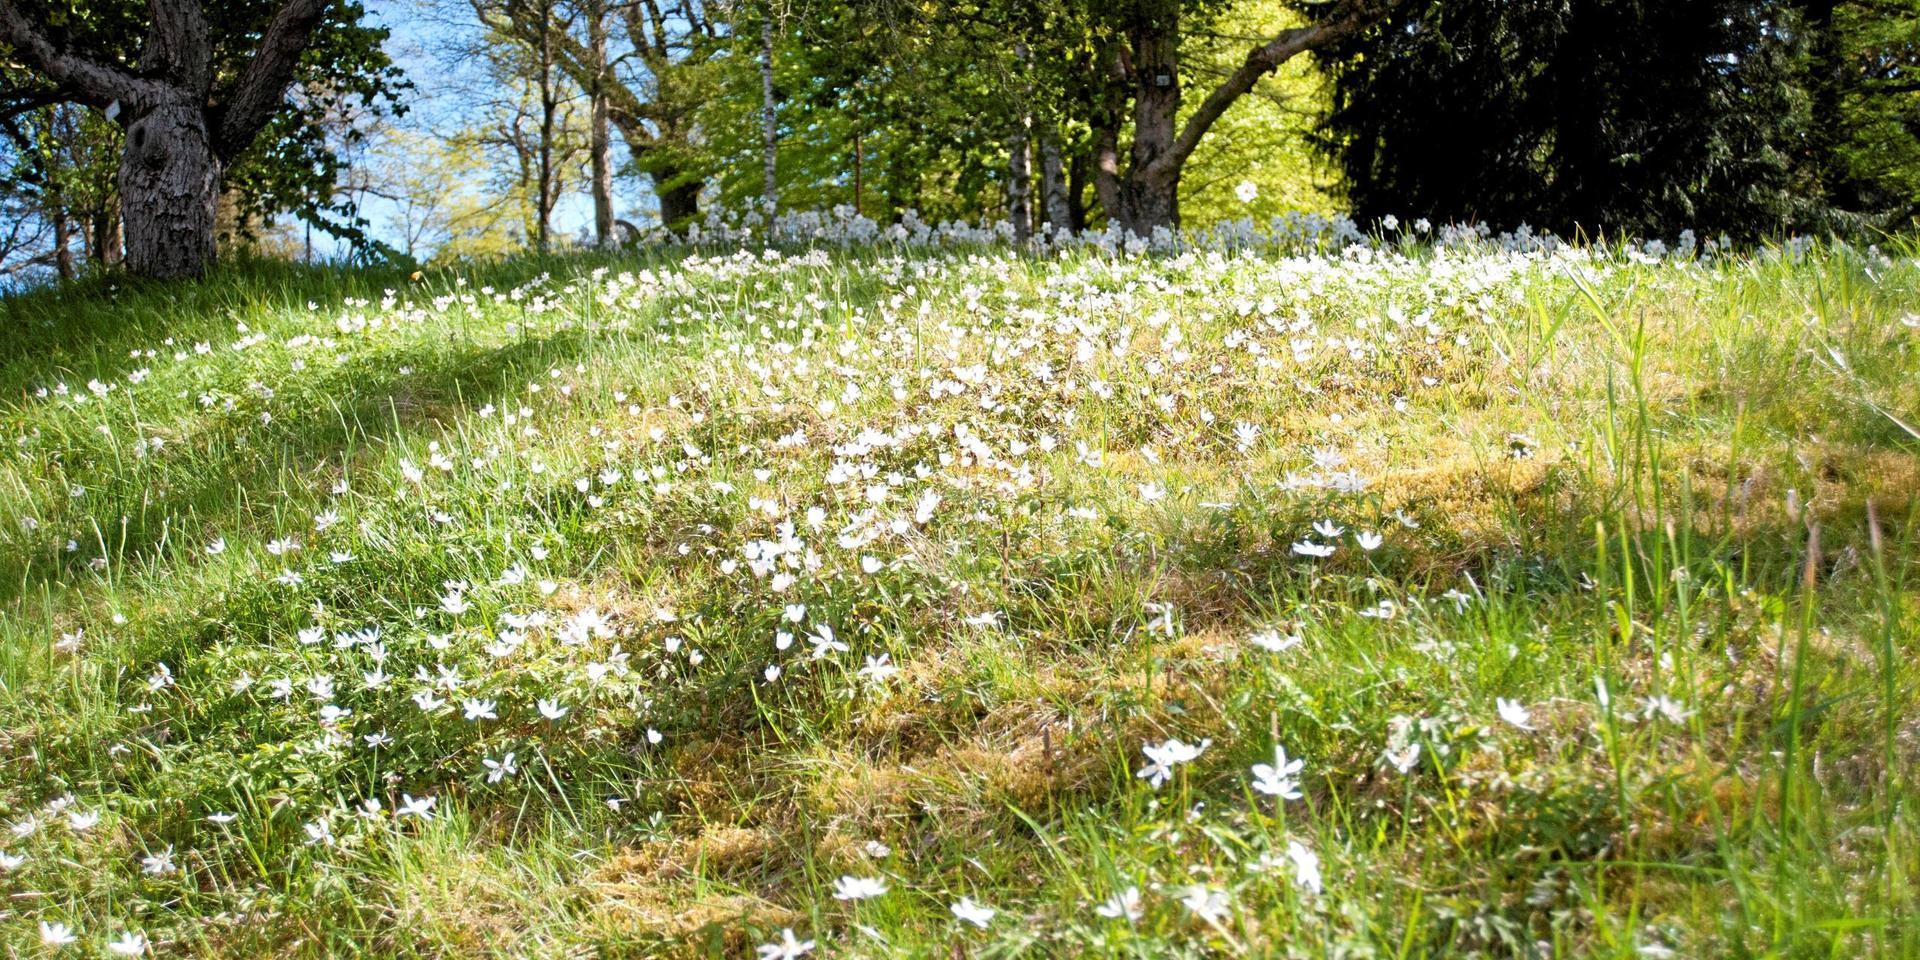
[1,0,1917,281]
[1316,0,1920,237]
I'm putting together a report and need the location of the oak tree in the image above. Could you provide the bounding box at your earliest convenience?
[0,0,404,277]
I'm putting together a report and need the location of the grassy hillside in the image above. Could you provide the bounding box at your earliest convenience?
[1,235,1917,958]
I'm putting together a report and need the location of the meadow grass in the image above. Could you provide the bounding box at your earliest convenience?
[0,236,1915,958]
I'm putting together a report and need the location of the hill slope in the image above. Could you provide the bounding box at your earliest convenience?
[2,239,1918,957]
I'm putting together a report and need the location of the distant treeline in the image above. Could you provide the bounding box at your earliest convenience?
[3,0,1915,278]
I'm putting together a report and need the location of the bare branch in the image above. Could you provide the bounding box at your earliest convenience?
[484,0,660,140]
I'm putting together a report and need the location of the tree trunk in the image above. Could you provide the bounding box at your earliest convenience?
[51,207,75,279]
[1039,125,1071,233]
[1007,120,1031,241]
[1116,170,1179,235]
[118,100,219,279]
[91,207,123,266]
[759,8,777,209]
[1091,60,1124,227]
[1067,149,1089,230]
[1803,0,1846,206]
[1008,41,1033,241]
[1104,0,1398,235]
[588,0,615,247]
[1092,124,1120,220]
[2,0,334,279]
[1118,9,1182,234]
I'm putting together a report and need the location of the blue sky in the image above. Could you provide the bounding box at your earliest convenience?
[311,0,604,260]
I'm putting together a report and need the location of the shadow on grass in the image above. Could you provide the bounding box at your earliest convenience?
[988,457,1916,655]
[0,250,648,396]
[1,258,408,391]
[0,242,951,399]
[1,323,597,602]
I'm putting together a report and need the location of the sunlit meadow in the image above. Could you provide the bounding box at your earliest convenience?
[2,214,1917,957]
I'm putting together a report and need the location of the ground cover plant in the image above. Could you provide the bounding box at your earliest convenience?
[1,219,1917,957]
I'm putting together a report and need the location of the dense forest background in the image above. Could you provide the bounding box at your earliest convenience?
[3,0,1918,280]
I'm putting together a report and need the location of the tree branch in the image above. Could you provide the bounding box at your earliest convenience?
[0,0,165,111]
[212,0,328,161]
[0,87,67,127]
[478,0,653,130]
[1149,0,1398,180]
[638,0,669,59]
[678,0,712,40]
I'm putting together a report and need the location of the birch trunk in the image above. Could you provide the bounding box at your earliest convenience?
[1007,120,1031,242]
[759,8,777,210]
[1038,125,1071,233]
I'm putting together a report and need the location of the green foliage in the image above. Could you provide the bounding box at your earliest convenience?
[1809,0,1920,228]
[1316,0,1920,237]
[1316,0,1832,238]
[220,0,412,247]
[0,103,121,275]
[1176,0,1338,223]
[696,1,1030,220]
[366,128,535,263]
[692,0,1336,229]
